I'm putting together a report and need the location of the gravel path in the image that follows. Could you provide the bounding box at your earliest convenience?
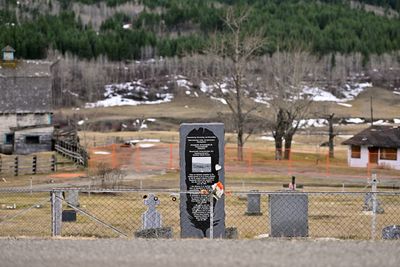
[0,238,399,267]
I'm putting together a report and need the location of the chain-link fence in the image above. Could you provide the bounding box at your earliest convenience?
[1,189,400,240]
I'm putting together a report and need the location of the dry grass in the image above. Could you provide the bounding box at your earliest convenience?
[1,191,400,239]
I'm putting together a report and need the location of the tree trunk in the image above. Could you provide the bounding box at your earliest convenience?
[274,136,283,160]
[284,134,293,160]
[237,127,244,161]
[328,113,335,158]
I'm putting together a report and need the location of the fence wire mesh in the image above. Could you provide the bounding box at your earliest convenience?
[1,189,400,240]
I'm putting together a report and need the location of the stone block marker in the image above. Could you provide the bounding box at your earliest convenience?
[66,190,79,207]
[245,190,262,216]
[269,193,308,237]
[180,123,225,238]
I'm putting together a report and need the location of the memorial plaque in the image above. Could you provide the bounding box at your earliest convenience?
[180,123,225,238]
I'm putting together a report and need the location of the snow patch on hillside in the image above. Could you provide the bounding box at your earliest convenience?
[85,76,372,108]
[85,80,173,108]
[303,82,372,102]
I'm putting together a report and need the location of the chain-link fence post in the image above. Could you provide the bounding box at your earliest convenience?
[371,174,378,240]
[209,193,213,240]
[51,190,63,237]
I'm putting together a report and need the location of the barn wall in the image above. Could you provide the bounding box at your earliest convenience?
[0,113,51,144]
[14,126,54,155]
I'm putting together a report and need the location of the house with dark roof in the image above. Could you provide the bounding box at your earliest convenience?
[342,125,400,170]
[0,46,54,154]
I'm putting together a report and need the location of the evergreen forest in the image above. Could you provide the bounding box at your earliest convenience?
[0,0,400,61]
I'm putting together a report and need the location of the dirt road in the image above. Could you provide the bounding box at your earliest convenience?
[0,238,399,267]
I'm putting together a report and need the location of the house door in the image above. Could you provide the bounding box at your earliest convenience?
[368,147,379,164]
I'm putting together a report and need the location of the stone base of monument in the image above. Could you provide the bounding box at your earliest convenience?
[382,225,400,239]
[225,227,238,239]
[135,227,173,239]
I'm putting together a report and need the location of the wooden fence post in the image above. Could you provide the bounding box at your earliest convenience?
[32,155,37,174]
[14,156,18,176]
[51,155,57,172]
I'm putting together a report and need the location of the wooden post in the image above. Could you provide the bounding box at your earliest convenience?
[169,144,173,169]
[32,155,37,174]
[326,152,330,177]
[51,154,57,172]
[136,146,141,172]
[14,156,18,176]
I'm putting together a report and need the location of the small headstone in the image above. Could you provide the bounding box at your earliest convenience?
[142,194,162,229]
[382,225,400,239]
[269,193,308,237]
[180,123,225,238]
[66,190,80,207]
[245,190,262,216]
[135,227,173,239]
[363,192,384,214]
[225,227,238,239]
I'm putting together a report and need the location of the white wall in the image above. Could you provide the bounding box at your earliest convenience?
[348,146,400,170]
[348,146,369,168]
[378,149,400,170]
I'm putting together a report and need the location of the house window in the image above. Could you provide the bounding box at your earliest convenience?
[351,145,361,158]
[380,148,397,161]
[5,133,14,144]
[25,136,40,144]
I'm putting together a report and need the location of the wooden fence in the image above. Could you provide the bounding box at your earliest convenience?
[0,154,56,176]
[54,140,89,167]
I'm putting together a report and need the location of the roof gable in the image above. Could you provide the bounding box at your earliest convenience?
[2,45,15,52]
[342,125,400,148]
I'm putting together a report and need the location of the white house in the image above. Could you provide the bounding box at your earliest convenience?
[342,125,400,170]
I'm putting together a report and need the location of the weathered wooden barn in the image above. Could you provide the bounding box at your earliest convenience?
[0,46,54,155]
[342,125,400,170]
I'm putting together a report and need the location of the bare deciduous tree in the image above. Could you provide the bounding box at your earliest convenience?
[266,50,316,160]
[204,6,266,161]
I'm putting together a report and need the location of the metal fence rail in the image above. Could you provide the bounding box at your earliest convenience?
[1,189,399,240]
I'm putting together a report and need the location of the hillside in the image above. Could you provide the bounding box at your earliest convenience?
[1,0,400,60]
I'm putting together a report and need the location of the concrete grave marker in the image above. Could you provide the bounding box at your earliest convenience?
[180,123,225,238]
[66,190,79,207]
[245,190,262,216]
[142,194,162,229]
[269,193,308,237]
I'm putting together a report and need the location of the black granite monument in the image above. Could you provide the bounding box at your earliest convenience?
[180,123,225,238]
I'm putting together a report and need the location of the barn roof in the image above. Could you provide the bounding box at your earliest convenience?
[342,125,400,148]
[0,60,53,113]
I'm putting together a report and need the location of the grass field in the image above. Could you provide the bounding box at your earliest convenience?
[1,191,400,239]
